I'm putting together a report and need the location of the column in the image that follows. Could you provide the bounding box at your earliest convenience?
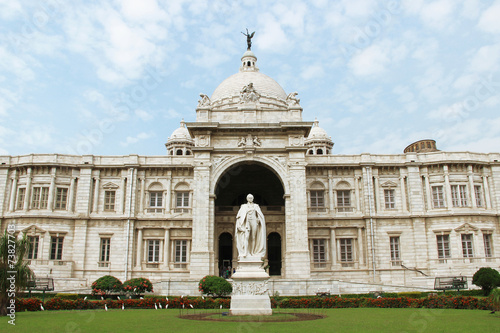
[483,175,491,209]
[330,228,336,269]
[400,175,407,212]
[47,168,56,212]
[93,173,100,213]
[68,177,76,212]
[424,174,432,210]
[443,165,453,209]
[9,170,18,212]
[166,174,172,214]
[358,227,364,266]
[139,177,145,213]
[163,228,170,270]
[23,167,32,211]
[328,171,334,212]
[136,228,143,268]
[467,166,476,209]
[121,177,127,214]
[354,176,361,211]
[373,176,380,212]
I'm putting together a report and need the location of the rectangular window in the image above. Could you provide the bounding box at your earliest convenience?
[31,187,49,209]
[312,239,326,263]
[104,190,116,211]
[176,192,189,207]
[148,240,160,262]
[483,234,493,258]
[432,186,445,208]
[27,236,39,260]
[50,236,64,260]
[451,185,468,207]
[384,189,395,209]
[337,190,351,207]
[461,234,474,258]
[339,238,353,262]
[16,187,26,210]
[310,190,325,211]
[149,191,163,207]
[390,236,401,265]
[175,240,187,263]
[474,185,483,207]
[100,238,111,262]
[436,234,450,259]
[54,188,68,210]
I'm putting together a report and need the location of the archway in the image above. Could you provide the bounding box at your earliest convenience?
[214,162,285,276]
[267,232,282,276]
[218,232,233,278]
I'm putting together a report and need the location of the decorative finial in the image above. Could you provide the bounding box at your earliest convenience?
[241,28,255,51]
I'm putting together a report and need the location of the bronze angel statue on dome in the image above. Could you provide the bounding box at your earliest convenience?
[241,29,255,50]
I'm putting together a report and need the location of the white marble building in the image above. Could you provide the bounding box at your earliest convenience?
[1,50,499,295]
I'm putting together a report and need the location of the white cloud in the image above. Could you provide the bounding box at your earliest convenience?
[135,109,153,121]
[300,64,324,80]
[0,0,22,19]
[256,13,290,52]
[469,44,500,73]
[349,44,389,76]
[0,46,36,81]
[428,102,467,121]
[419,0,456,29]
[477,0,500,33]
[121,132,152,147]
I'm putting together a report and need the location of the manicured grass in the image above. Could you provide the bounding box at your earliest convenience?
[2,308,498,333]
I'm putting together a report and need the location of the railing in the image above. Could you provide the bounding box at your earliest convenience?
[98,262,110,268]
[336,207,354,213]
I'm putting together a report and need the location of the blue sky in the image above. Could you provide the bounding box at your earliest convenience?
[1,0,499,156]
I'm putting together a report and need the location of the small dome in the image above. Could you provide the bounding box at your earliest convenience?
[306,119,331,142]
[168,120,193,143]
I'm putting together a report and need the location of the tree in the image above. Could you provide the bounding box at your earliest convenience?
[472,267,500,296]
[198,275,232,297]
[1,230,35,316]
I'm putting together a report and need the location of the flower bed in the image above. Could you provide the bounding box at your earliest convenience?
[15,295,492,312]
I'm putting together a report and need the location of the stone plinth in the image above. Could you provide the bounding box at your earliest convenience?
[230,258,272,316]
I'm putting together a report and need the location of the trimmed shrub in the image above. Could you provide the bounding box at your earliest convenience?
[472,267,500,295]
[91,275,123,296]
[123,278,153,294]
[397,291,422,298]
[55,293,79,300]
[198,275,232,297]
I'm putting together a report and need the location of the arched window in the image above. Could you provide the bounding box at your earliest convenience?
[317,148,323,155]
[176,149,183,155]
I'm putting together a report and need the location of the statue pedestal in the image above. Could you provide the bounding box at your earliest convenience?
[230,258,272,316]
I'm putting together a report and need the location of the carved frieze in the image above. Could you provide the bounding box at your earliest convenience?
[231,281,269,295]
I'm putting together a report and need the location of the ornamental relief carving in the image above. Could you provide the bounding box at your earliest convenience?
[237,134,262,147]
[231,281,269,295]
[289,135,304,146]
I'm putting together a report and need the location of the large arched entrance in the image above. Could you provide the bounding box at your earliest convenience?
[214,162,285,276]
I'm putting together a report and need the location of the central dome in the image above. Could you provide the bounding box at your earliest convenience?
[211,71,287,102]
[210,50,287,106]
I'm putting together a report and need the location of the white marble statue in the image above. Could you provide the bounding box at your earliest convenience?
[235,194,266,259]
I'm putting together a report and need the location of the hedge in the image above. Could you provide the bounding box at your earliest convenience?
[15,295,493,312]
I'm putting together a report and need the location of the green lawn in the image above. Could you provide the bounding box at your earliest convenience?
[2,308,499,333]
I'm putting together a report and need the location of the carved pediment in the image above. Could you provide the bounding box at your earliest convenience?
[21,225,47,235]
[381,180,398,188]
[454,223,479,233]
[102,182,119,189]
